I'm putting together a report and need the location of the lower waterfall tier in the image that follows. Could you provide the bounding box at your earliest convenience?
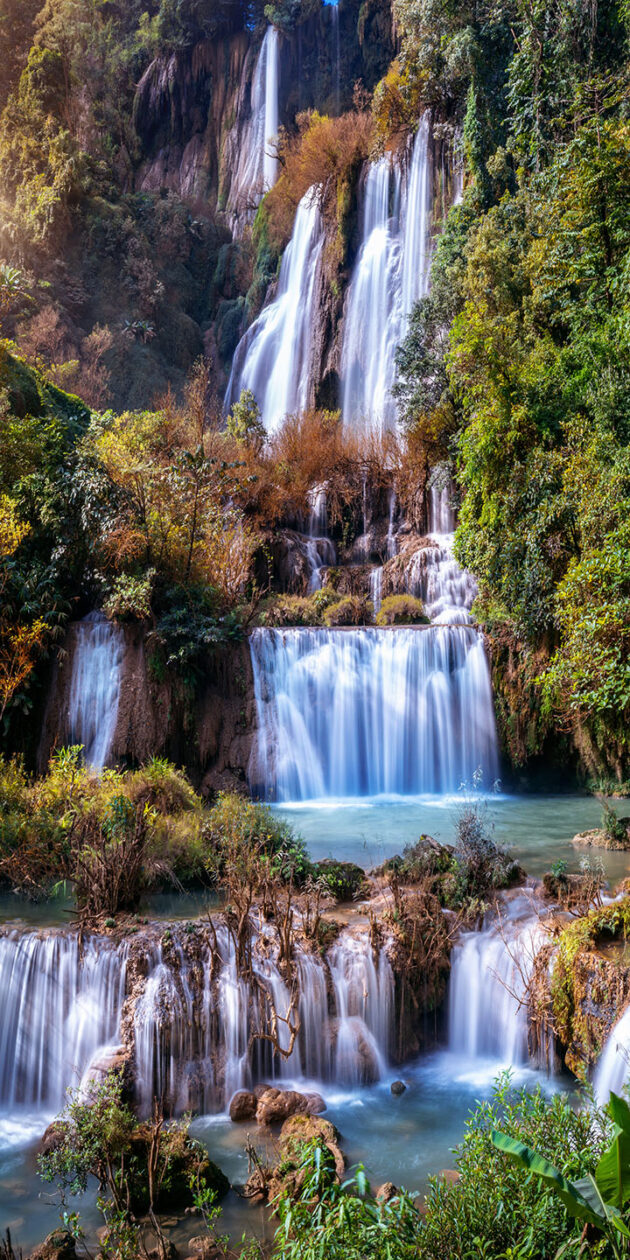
[248,626,499,801]
[0,923,394,1118]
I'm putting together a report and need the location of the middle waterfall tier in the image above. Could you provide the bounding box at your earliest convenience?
[248,626,499,801]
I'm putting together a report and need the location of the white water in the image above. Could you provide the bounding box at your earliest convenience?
[448,898,549,1068]
[594,1005,630,1103]
[68,611,124,768]
[0,921,393,1120]
[132,922,394,1111]
[305,483,336,591]
[341,120,432,432]
[0,931,127,1112]
[405,484,477,623]
[370,567,383,615]
[225,188,325,432]
[225,26,280,231]
[249,625,499,801]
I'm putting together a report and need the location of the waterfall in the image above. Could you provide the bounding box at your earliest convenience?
[305,484,336,592]
[401,113,432,318]
[131,924,394,1111]
[594,1006,630,1104]
[67,612,124,768]
[341,119,432,432]
[341,158,403,433]
[248,626,499,801]
[263,27,280,191]
[225,187,325,432]
[448,903,547,1067]
[225,26,280,231]
[0,922,393,1120]
[0,931,127,1112]
[404,485,476,624]
[370,567,383,615]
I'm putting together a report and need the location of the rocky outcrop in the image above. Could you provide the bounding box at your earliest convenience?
[39,620,256,792]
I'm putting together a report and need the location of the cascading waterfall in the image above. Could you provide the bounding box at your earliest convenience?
[341,157,403,433]
[225,26,280,232]
[304,483,336,592]
[248,625,499,801]
[0,923,393,1120]
[0,931,127,1112]
[68,611,124,768]
[405,484,476,623]
[448,899,548,1068]
[593,1005,630,1103]
[341,119,432,432]
[134,924,394,1109]
[225,187,325,432]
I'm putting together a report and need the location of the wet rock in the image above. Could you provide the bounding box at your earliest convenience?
[255,1087,326,1125]
[280,1114,346,1181]
[229,1090,258,1122]
[185,1242,225,1260]
[376,1181,398,1203]
[390,1080,406,1096]
[29,1231,77,1260]
[39,1122,65,1157]
[146,1244,178,1260]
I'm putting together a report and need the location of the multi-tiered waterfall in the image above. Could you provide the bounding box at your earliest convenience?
[341,119,432,432]
[67,611,124,768]
[0,923,394,1118]
[225,187,325,431]
[249,481,499,802]
[225,26,280,233]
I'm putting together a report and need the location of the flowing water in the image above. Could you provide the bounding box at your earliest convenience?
[67,611,124,768]
[225,26,280,232]
[341,120,432,432]
[594,1005,630,1103]
[225,187,325,432]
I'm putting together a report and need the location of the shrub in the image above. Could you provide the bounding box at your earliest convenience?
[323,595,371,627]
[312,859,367,902]
[203,792,311,887]
[103,570,154,621]
[375,594,428,626]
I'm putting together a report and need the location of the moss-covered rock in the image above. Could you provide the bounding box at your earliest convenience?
[313,859,368,901]
[548,898,630,1079]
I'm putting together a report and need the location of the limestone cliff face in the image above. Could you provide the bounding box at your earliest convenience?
[40,622,256,793]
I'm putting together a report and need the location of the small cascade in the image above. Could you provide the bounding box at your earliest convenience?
[305,484,336,592]
[404,485,476,624]
[370,567,383,615]
[67,611,124,768]
[0,931,127,1112]
[593,1006,630,1103]
[248,626,499,801]
[341,119,432,432]
[448,900,547,1067]
[225,26,280,232]
[225,187,325,432]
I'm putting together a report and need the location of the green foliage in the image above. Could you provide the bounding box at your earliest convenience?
[323,594,372,627]
[203,791,311,887]
[491,1091,630,1254]
[103,570,154,622]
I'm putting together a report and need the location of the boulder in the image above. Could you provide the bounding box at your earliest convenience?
[229,1090,258,1122]
[39,1122,65,1157]
[438,1168,461,1184]
[279,1114,345,1180]
[185,1241,225,1260]
[390,1080,406,1096]
[376,1181,398,1204]
[255,1087,326,1125]
[29,1231,77,1260]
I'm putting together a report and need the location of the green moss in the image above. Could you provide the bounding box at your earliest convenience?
[0,345,90,434]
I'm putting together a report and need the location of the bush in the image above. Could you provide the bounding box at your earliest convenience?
[203,792,311,887]
[375,594,428,626]
[312,859,367,902]
[103,570,154,621]
[323,595,372,627]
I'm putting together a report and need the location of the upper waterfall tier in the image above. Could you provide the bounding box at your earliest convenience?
[248,625,499,801]
[341,118,432,433]
[225,26,280,233]
[67,612,124,769]
[225,187,325,432]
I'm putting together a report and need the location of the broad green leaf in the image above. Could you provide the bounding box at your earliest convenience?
[609,1092,630,1139]
[490,1130,603,1226]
